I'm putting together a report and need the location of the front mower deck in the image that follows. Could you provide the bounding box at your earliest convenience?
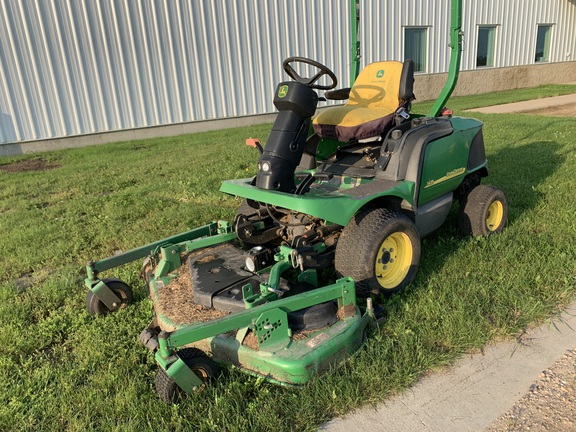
[145,244,374,385]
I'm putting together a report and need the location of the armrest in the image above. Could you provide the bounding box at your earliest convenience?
[324,87,351,101]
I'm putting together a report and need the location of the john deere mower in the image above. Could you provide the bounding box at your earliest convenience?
[84,0,508,402]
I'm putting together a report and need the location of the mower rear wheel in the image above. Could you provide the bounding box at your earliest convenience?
[335,208,421,296]
[155,348,219,404]
[85,278,133,316]
[459,185,508,236]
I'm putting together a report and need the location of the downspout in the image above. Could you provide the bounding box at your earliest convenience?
[428,0,463,117]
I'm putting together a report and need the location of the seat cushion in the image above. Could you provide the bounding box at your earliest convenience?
[313,61,405,142]
[313,106,395,142]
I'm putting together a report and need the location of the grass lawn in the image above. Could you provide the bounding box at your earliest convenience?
[1,84,576,431]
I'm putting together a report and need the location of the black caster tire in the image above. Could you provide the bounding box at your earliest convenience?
[155,348,219,404]
[85,278,133,316]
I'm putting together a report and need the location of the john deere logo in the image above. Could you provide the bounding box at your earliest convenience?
[376,70,385,78]
[278,85,289,98]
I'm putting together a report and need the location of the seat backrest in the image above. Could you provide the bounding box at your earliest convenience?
[346,60,414,112]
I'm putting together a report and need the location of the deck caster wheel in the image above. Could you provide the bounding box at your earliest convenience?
[155,348,219,404]
[140,256,154,295]
[139,328,159,352]
[335,208,421,297]
[459,185,508,236]
[85,278,133,316]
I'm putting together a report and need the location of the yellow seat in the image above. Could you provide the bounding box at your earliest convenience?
[313,60,414,142]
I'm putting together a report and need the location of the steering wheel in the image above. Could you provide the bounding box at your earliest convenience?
[282,56,338,90]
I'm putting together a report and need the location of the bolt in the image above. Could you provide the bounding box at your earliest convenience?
[390,248,394,252]
[192,386,198,391]
[383,266,387,270]
[390,259,394,263]
[172,250,177,254]
[112,302,118,308]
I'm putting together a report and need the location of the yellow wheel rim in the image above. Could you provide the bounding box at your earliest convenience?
[375,232,413,289]
[486,200,504,231]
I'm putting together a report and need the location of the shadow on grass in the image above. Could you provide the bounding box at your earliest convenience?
[489,140,564,220]
[406,139,564,294]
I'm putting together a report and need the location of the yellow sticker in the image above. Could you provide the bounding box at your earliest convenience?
[424,167,466,188]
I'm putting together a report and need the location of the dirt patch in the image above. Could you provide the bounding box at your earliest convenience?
[153,253,229,331]
[243,331,259,350]
[13,268,54,293]
[0,158,61,173]
[521,102,576,117]
[486,348,576,432]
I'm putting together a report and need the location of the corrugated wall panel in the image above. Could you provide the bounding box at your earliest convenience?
[0,0,575,145]
[0,0,351,144]
[461,0,576,70]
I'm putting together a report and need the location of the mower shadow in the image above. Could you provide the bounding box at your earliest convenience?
[407,139,564,293]
[481,139,564,223]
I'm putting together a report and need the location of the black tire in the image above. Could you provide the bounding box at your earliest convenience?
[85,278,133,316]
[459,185,508,237]
[155,348,219,404]
[335,208,421,296]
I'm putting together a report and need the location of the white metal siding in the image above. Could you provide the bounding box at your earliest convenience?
[1,0,575,144]
[361,0,576,73]
[460,0,576,69]
[0,0,351,144]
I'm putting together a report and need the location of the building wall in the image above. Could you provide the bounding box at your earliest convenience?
[0,1,352,144]
[1,0,575,148]
[416,61,576,102]
[362,0,576,71]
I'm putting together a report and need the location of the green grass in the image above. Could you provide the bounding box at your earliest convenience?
[1,84,576,431]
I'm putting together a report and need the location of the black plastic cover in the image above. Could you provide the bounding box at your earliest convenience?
[188,244,288,313]
[399,59,415,101]
[256,82,319,192]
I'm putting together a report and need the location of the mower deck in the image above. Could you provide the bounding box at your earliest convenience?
[144,242,374,385]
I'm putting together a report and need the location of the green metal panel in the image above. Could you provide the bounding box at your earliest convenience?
[418,117,483,204]
[220,178,414,226]
[90,280,121,310]
[209,310,370,385]
[163,357,205,393]
[87,223,218,274]
[316,138,342,161]
[254,308,291,349]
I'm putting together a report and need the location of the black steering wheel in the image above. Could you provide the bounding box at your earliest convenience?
[282,56,338,90]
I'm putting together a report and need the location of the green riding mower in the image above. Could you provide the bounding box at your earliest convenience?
[83,0,508,403]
